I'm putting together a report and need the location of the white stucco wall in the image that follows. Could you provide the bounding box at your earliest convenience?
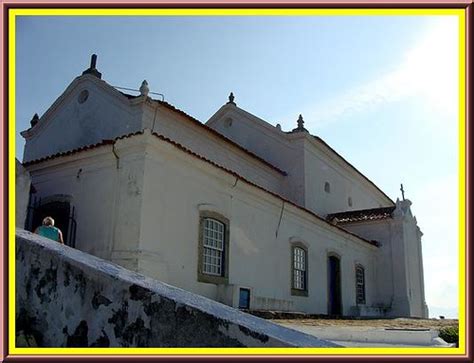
[19,72,427,318]
[207,104,394,216]
[207,105,306,205]
[300,137,393,215]
[137,131,379,315]
[142,102,286,197]
[400,206,428,318]
[340,220,395,310]
[24,139,146,270]
[207,105,298,171]
[21,75,144,163]
[25,132,380,316]
[15,159,31,228]
[21,75,286,203]
[23,73,393,221]
[338,200,428,318]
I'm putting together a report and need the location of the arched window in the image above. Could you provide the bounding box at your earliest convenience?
[197,211,229,285]
[355,265,366,304]
[291,243,308,296]
[324,182,331,193]
[348,197,353,207]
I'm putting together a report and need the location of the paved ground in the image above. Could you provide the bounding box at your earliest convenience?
[272,318,458,329]
[272,319,458,348]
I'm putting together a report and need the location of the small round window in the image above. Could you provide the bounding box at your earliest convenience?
[78,90,89,104]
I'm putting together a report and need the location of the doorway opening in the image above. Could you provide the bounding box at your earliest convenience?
[328,254,342,316]
[26,195,77,247]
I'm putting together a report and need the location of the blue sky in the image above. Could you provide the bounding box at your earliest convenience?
[15,14,460,318]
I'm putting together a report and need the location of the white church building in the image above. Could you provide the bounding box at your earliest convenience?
[19,55,429,318]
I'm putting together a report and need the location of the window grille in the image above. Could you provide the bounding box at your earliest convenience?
[202,218,225,276]
[293,247,307,290]
[356,265,366,304]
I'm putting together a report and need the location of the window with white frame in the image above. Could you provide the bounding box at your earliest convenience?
[202,218,225,276]
[356,265,366,304]
[292,246,307,294]
[198,211,229,284]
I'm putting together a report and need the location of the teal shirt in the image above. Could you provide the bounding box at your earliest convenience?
[36,225,61,242]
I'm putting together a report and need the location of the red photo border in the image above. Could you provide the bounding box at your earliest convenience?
[0,1,471,362]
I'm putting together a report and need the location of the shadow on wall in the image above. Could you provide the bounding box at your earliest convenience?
[15,229,338,348]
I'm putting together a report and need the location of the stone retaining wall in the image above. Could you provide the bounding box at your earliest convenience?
[16,229,337,348]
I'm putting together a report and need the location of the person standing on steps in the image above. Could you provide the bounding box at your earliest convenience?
[34,216,64,244]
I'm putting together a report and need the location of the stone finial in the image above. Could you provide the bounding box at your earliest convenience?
[30,113,39,128]
[139,80,149,97]
[297,114,304,128]
[400,198,412,211]
[82,54,102,79]
[227,92,236,105]
[393,197,413,219]
[291,114,308,133]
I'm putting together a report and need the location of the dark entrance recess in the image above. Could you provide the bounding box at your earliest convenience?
[26,195,77,248]
[328,255,342,316]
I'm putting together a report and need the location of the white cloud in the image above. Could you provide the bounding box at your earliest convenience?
[279,17,459,128]
[273,17,461,318]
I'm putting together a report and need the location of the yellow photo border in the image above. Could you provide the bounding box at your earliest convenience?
[7,7,467,357]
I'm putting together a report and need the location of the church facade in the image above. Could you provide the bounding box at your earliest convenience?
[19,56,429,318]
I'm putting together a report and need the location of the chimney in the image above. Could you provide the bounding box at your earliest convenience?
[82,54,102,79]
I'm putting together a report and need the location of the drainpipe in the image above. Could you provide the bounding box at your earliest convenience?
[231,177,239,189]
[112,143,120,169]
[151,101,160,132]
[110,141,121,261]
[275,201,285,238]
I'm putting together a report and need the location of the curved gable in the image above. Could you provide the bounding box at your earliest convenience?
[21,75,143,162]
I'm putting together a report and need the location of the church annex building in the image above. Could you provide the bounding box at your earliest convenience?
[18,56,429,318]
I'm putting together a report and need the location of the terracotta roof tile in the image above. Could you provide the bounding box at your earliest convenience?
[119,91,287,176]
[23,130,378,248]
[22,131,143,166]
[158,100,288,175]
[327,206,396,224]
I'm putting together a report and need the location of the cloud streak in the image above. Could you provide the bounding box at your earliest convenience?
[286,17,459,128]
